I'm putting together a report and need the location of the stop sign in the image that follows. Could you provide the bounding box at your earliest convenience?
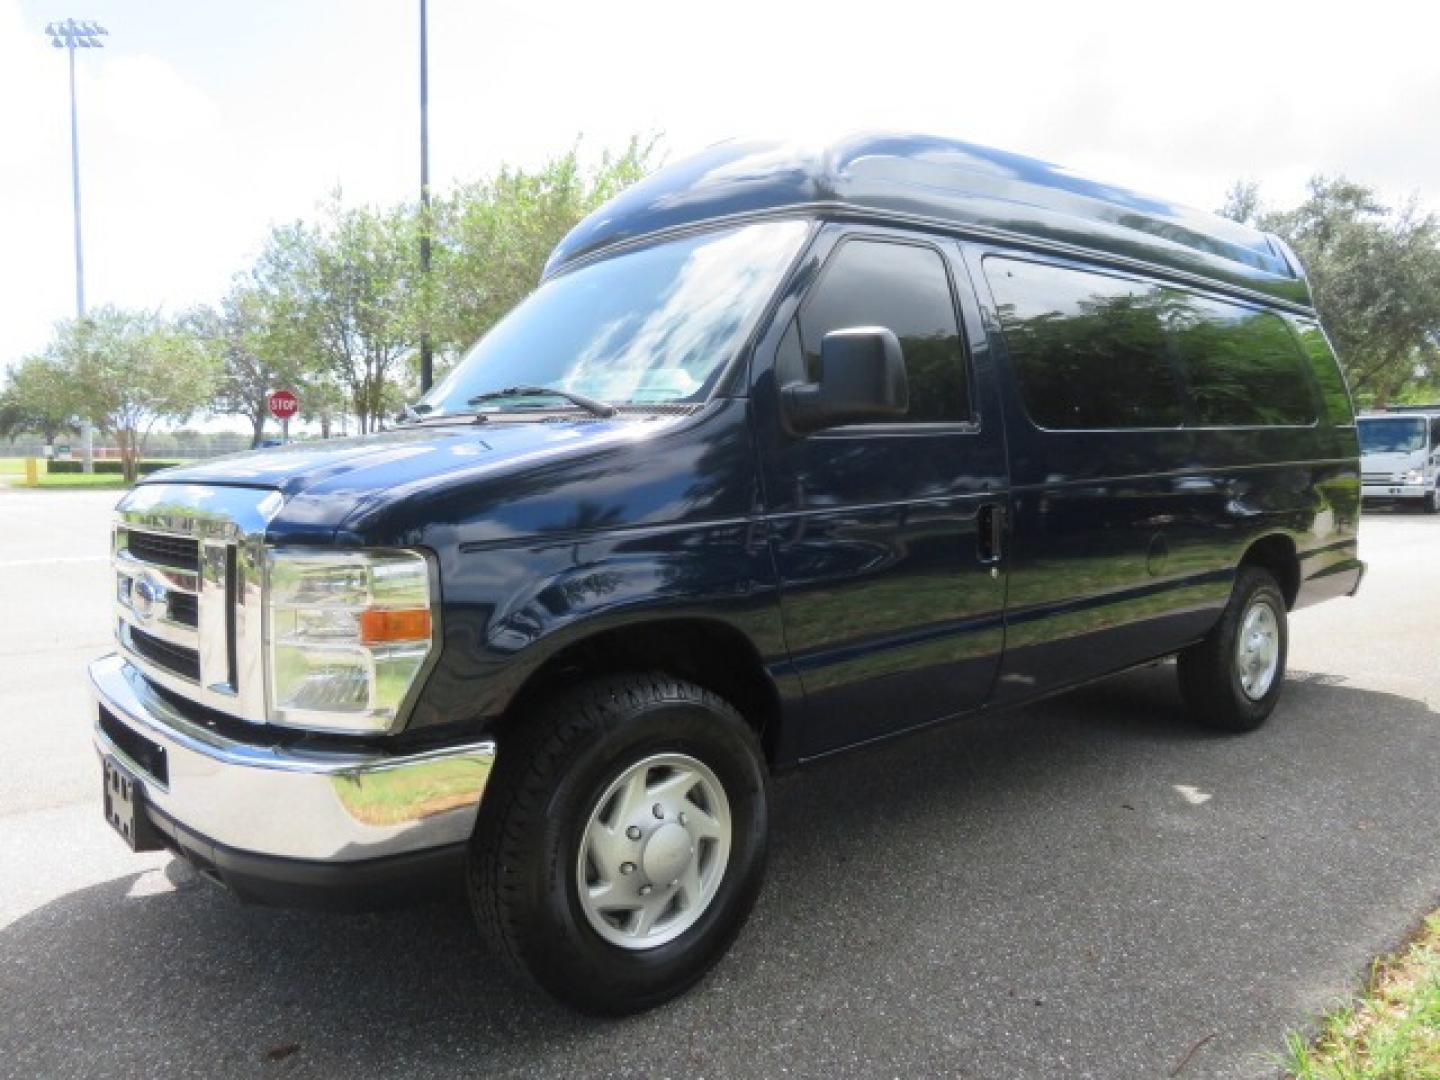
[268,389,299,420]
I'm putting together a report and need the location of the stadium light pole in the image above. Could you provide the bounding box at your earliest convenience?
[417,0,434,393]
[45,17,108,473]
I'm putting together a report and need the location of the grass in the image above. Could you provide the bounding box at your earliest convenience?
[0,456,176,490]
[1286,911,1440,1080]
[26,472,133,489]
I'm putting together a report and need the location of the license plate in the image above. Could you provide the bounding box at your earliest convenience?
[103,756,150,851]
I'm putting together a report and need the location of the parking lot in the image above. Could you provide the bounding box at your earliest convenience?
[1,488,1437,1079]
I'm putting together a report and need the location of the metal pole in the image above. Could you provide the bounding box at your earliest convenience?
[418,0,434,393]
[67,38,95,472]
[68,43,84,316]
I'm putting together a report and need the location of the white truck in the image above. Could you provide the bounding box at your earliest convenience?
[1359,410,1440,513]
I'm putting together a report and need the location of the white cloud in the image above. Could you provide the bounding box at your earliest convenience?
[4,0,1439,375]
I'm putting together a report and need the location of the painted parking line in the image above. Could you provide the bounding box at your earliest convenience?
[0,555,109,569]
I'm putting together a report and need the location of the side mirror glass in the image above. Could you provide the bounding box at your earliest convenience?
[781,327,909,435]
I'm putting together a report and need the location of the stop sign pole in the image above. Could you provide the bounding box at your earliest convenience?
[268,389,299,441]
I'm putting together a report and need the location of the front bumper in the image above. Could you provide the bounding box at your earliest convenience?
[89,653,495,905]
[1362,483,1430,500]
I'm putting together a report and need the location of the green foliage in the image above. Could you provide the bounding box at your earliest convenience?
[1284,912,1440,1079]
[14,138,659,441]
[192,279,310,447]
[1219,179,1263,226]
[0,353,82,445]
[215,138,660,433]
[50,306,219,481]
[426,136,661,358]
[46,458,177,475]
[255,197,422,433]
[1221,178,1440,407]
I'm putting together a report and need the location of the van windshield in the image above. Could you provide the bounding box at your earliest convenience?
[1358,417,1427,454]
[419,219,808,416]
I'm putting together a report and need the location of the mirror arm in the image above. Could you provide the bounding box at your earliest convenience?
[780,382,824,436]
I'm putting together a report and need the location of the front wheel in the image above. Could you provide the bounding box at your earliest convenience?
[1178,567,1288,732]
[467,673,768,1014]
[1423,488,1438,515]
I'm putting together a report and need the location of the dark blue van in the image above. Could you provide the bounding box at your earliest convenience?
[91,134,1363,1013]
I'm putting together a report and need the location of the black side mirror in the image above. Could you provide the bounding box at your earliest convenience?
[781,327,909,435]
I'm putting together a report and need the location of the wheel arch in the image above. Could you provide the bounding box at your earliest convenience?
[1239,532,1300,610]
[497,616,786,765]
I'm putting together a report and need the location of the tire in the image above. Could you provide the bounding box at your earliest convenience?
[467,672,769,1015]
[1177,566,1288,732]
[1423,489,1438,515]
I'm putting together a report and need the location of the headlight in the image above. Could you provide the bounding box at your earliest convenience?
[1404,469,1425,485]
[266,549,436,733]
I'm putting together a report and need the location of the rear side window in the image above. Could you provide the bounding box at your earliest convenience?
[799,239,970,423]
[988,256,1330,430]
[1169,301,1317,427]
[984,258,1183,429]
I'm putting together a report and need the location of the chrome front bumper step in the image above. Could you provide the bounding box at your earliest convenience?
[89,653,495,863]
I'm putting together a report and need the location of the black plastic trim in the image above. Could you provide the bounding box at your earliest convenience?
[98,704,169,786]
[143,800,467,911]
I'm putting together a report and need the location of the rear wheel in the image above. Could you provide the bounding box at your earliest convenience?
[467,672,768,1014]
[1178,566,1288,732]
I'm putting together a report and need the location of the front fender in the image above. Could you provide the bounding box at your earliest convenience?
[406,519,790,732]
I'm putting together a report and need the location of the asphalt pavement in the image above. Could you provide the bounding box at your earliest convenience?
[1,488,1437,1079]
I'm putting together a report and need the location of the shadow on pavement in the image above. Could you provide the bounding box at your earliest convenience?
[4,665,1439,1079]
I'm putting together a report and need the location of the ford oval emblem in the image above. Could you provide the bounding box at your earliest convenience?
[131,572,164,622]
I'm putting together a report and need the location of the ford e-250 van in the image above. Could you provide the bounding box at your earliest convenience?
[1358,409,1440,513]
[91,133,1363,1014]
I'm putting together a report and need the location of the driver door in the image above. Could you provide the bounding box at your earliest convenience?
[753,226,1010,758]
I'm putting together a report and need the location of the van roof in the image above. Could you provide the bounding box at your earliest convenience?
[545,133,1313,310]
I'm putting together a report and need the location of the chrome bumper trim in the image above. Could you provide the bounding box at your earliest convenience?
[89,653,494,862]
[1361,484,1428,498]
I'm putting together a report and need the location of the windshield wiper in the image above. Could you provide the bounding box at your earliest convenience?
[465,385,618,419]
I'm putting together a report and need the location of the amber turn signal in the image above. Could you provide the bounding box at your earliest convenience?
[358,608,433,644]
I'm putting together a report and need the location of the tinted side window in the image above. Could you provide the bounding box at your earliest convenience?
[1430,417,1440,450]
[985,258,1184,429]
[1170,300,1317,426]
[1289,320,1355,427]
[799,240,970,423]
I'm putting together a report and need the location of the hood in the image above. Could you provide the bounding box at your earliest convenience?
[145,417,676,541]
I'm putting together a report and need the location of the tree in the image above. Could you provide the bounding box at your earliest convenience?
[257,199,419,433]
[427,138,660,358]
[1220,178,1440,406]
[53,306,219,482]
[297,372,349,439]
[0,353,83,448]
[1218,179,1262,227]
[196,280,309,448]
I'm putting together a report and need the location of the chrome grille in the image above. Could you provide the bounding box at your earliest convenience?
[125,624,201,680]
[166,591,198,627]
[126,530,200,571]
[112,485,283,723]
[1361,472,1395,484]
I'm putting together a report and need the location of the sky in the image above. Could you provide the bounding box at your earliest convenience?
[4,0,1440,376]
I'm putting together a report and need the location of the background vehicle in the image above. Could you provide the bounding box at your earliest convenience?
[1358,409,1440,513]
[90,133,1363,1014]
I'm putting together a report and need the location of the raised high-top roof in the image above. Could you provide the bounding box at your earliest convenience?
[545,133,1312,310]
